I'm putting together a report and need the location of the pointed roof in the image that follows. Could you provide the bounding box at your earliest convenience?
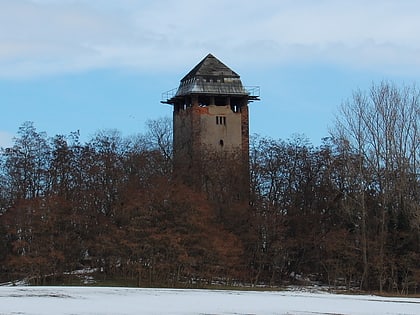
[181,53,240,82]
[161,53,260,104]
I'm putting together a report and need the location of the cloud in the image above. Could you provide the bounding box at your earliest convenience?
[1,0,420,78]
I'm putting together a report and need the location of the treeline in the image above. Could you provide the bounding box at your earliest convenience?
[249,82,420,294]
[0,82,419,293]
[0,119,246,287]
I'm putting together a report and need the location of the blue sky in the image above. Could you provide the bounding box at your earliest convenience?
[1,0,420,147]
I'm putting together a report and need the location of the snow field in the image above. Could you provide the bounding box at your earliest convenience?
[0,286,419,315]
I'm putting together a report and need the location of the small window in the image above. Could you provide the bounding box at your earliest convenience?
[216,116,226,125]
[219,139,224,147]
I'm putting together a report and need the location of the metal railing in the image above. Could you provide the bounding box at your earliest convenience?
[245,86,260,98]
[161,88,178,102]
[161,85,260,102]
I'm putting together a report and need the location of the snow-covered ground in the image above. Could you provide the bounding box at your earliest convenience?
[0,286,419,315]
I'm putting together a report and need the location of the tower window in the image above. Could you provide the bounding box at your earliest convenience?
[216,116,226,125]
[231,105,239,113]
[219,139,224,147]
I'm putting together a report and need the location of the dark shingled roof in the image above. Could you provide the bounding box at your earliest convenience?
[175,54,249,97]
[161,53,260,104]
[181,53,240,82]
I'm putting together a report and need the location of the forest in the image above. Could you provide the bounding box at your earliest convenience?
[0,81,419,294]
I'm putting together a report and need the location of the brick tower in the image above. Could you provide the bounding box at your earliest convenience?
[162,54,259,201]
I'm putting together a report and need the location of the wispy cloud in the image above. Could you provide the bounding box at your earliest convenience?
[1,0,420,78]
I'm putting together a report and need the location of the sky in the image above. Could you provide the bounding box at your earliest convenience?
[1,0,420,148]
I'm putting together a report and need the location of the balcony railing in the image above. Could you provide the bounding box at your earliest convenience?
[161,85,260,103]
[161,88,178,102]
[245,86,260,98]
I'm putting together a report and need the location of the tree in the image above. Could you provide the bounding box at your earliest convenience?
[332,81,420,292]
[144,117,173,174]
[2,122,50,201]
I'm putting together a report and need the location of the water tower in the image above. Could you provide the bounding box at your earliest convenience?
[162,54,259,201]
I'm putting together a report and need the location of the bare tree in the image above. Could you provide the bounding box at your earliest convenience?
[2,122,50,201]
[145,117,173,162]
[332,81,420,292]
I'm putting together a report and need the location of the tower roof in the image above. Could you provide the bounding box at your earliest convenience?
[181,53,240,82]
[161,53,260,104]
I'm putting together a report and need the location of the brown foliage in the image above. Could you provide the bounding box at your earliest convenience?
[0,115,419,293]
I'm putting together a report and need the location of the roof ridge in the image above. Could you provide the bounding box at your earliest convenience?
[181,53,239,82]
